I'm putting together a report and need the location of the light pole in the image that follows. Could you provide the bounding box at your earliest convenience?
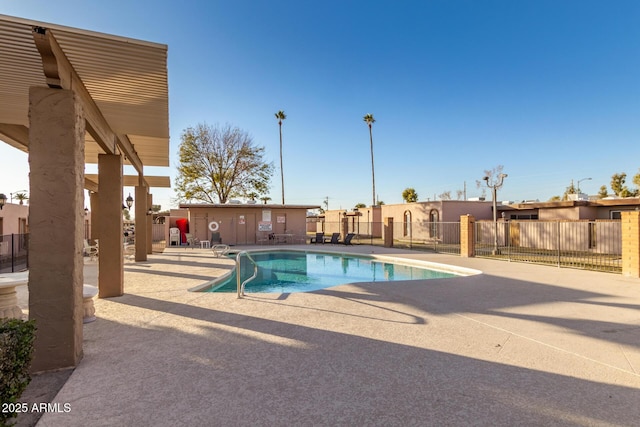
[363,113,376,207]
[483,173,508,255]
[576,177,592,194]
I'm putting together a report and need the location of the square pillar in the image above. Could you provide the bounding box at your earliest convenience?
[384,217,394,248]
[135,185,148,261]
[341,215,349,240]
[621,211,640,278]
[28,87,85,371]
[460,214,476,258]
[98,154,124,297]
[89,191,99,244]
[147,193,153,254]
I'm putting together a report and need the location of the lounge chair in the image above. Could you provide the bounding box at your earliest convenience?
[343,233,355,245]
[310,232,325,244]
[327,233,341,244]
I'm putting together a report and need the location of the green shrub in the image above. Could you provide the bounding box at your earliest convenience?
[0,318,36,426]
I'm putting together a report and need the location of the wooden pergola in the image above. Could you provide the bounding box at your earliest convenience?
[0,14,170,371]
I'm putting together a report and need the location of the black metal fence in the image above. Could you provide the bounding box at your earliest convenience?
[0,233,29,273]
[475,220,622,273]
[310,219,623,273]
[310,221,461,254]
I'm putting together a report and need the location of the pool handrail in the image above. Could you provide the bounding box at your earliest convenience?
[236,250,258,298]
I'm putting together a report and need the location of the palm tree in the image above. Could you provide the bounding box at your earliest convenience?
[275,110,287,204]
[363,113,376,206]
[14,192,28,205]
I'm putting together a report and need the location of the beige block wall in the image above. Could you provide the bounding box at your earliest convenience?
[460,215,475,257]
[621,211,640,278]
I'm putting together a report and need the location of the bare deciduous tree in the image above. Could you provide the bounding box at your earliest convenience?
[175,123,273,204]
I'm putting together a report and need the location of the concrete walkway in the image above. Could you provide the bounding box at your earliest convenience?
[17,246,640,426]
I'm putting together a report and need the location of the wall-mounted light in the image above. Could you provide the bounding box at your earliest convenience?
[84,207,89,216]
[125,193,134,210]
[146,209,153,216]
[0,193,7,210]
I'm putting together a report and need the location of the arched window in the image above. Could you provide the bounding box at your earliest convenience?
[429,209,439,238]
[403,210,412,237]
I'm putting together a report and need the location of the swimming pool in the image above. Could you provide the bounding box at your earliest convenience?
[195,250,470,294]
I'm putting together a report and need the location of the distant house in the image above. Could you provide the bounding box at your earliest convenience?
[0,202,29,236]
[319,197,640,243]
[320,201,495,239]
[499,197,640,220]
[0,202,29,257]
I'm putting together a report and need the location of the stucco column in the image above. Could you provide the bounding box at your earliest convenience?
[98,154,124,297]
[621,211,640,278]
[135,185,148,261]
[89,191,99,244]
[341,215,348,240]
[28,87,84,371]
[460,214,475,258]
[147,193,153,254]
[384,217,394,248]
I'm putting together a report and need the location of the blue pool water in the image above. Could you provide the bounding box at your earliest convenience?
[205,250,457,293]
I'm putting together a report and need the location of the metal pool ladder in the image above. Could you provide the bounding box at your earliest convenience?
[236,251,258,298]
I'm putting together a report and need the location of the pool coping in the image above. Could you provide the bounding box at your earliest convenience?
[188,247,482,293]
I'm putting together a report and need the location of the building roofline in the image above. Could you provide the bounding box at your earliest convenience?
[506,197,640,210]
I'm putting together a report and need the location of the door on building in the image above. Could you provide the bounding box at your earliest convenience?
[274,213,286,234]
[194,215,208,242]
[235,214,256,245]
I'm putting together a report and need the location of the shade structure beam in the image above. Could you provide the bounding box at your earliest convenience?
[31,26,147,182]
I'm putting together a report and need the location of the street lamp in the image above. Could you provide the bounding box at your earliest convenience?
[576,177,592,194]
[483,173,508,255]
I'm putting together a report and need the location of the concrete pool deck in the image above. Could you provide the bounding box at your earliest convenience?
[16,246,640,426]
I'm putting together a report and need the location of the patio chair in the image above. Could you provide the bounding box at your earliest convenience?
[123,243,136,261]
[210,232,222,246]
[327,233,341,244]
[184,233,197,249]
[310,232,325,244]
[343,233,355,245]
[84,239,99,261]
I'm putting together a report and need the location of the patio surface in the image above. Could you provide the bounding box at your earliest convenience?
[15,245,640,426]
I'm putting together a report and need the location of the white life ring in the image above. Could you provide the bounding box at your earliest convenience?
[208,221,220,232]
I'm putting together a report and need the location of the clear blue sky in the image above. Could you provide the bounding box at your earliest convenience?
[1,0,639,210]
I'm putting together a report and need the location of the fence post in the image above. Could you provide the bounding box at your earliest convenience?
[11,233,15,272]
[384,217,394,248]
[621,211,640,278]
[460,215,475,257]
